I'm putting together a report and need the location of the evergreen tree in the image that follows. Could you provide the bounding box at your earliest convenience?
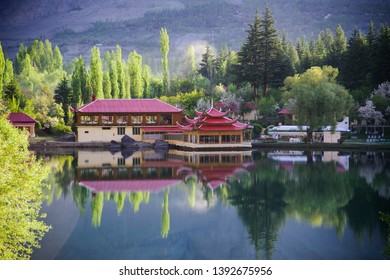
[341,28,370,90]
[198,45,216,83]
[160,28,170,96]
[89,46,103,99]
[54,76,73,124]
[128,50,144,98]
[14,43,27,74]
[259,5,282,95]
[327,24,347,69]
[373,24,390,86]
[237,10,263,100]
[3,78,25,112]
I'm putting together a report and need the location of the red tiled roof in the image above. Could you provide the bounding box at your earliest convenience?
[77,99,183,114]
[277,108,292,115]
[7,112,36,124]
[79,179,181,193]
[195,107,229,118]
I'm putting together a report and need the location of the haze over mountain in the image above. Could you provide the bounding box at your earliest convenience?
[1,0,389,70]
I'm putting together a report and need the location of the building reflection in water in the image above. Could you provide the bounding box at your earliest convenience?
[74,149,254,235]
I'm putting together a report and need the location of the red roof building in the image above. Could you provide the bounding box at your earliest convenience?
[76,99,184,143]
[7,112,36,137]
[172,106,252,149]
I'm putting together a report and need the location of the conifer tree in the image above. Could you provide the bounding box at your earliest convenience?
[237,10,262,100]
[327,24,347,69]
[54,76,73,124]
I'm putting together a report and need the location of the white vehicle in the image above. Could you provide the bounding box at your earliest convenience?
[266,117,350,138]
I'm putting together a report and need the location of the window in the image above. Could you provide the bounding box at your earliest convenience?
[102,127,111,130]
[117,157,126,166]
[133,157,141,166]
[132,127,140,135]
[117,127,126,135]
[102,115,114,125]
[160,114,172,125]
[116,115,128,125]
[85,131,89,134]
[145,115,157,124]
[80,115,98,125]
[131,115,143,124]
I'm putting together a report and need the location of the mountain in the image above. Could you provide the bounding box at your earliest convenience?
[1,0,389,70]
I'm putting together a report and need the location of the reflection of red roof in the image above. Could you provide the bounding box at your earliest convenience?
[77,99,183,114]
[79,179,181,192]
[7,112,36,124]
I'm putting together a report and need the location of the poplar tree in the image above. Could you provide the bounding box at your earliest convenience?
[71,56,89,105]
[89,46,103,99]
[115,45,127,98]
[0,43,5,97]
[102,72,112,99]
[53,45,63,71]
[109,60,119,99]
[160,28,170,96]
[128,50,144,98]
[142,64,151,98]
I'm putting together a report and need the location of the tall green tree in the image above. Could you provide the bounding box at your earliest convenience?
[71,56,89,105]
[53,45,63,71]
[128,50,144,98]
[327,24,347,69]
[142,64,151,98]
[259,5,282,95]
[0,43,5,97]
[198,45,216,84]
[341,28,370,90]
[160,28,170,96]
[373,24,390,86]
[109,60,119,99]
[54,76,73,124]
[237,10,263,101]
[3,78,24,112]
[283,66,353,141]
[89,46,103,99]
[0,115,50,259]
[102,71,112,99]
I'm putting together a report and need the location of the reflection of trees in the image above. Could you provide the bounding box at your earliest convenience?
[381,213,390,258]
[283,163,354,237]
[228,159,286,259]
[44,155,76,204]
[161,190,170,238]
[129,192,150,213]
[91,193,104,227]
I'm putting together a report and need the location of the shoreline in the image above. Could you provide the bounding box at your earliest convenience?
[28,139,390,152]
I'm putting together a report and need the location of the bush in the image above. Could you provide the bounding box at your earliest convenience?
[50,123,72,136]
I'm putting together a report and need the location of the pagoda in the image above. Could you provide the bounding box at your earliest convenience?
[174,106,252,149]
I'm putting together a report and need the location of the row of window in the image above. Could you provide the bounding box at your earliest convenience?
[79,115,172,125]
[183,134,242,144]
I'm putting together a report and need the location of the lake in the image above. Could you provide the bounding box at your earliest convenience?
[31,149,390,260]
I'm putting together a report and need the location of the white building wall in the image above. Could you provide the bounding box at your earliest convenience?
[323,131,341,143]
[77,126,142,142]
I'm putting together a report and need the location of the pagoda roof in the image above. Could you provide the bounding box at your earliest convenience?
[195,107,229,118]
[77,99,183,114]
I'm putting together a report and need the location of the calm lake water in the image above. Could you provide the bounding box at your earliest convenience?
[31,149,390,260]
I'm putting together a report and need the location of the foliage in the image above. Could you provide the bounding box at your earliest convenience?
[358,100,385,125]
[0,115,50,259]
[160,89,204,116]
[54,76,73,125]
[283,66,353,139]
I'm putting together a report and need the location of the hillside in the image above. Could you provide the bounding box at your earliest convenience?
[1,0,389,71]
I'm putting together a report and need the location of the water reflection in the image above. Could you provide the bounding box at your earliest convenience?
[37,149,390,259]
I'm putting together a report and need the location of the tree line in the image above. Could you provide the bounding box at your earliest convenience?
[0,5,389,134]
